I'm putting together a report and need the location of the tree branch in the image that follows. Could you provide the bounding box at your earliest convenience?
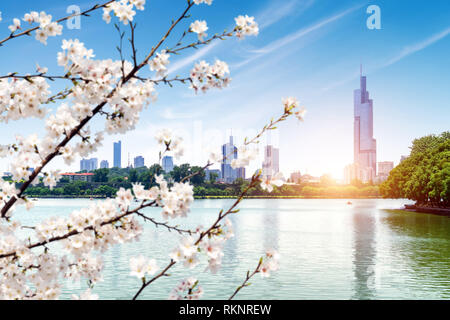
[228,259,262,300]
[0,1,116,47]
[0,1,195,218]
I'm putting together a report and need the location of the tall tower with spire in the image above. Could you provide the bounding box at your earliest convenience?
[353,66,377,181]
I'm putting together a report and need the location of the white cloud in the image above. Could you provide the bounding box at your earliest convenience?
[257,0,315,30]
[249,5,361,56]
[383,27,450,67]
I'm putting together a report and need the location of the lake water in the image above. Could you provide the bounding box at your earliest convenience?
[12,198,450,300]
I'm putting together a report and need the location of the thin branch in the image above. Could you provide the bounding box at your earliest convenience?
[228,259,262,300]
[136,212,194,235]
[0,73,88,82]
[0,200,157,260]
[166,30,235,55]
[0,1,116,47]
[132,260,177,300]
[129,22,138,67]
[131,174,261,300]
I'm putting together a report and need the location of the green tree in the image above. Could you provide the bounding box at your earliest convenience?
[93,168,109,182]
[380,131,449,207]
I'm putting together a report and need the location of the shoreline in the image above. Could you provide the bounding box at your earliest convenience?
[403,204,450,216]
[26,195,384,200]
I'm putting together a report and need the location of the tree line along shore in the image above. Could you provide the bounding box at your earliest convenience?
[8,164,381,199]
[5,131,448,208]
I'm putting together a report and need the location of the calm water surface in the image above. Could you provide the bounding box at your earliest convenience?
[13,198,450,300]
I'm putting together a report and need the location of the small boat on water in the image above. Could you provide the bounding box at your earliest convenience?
[347,201,352,205]
[90,197,94,201]
[32,198,38,202]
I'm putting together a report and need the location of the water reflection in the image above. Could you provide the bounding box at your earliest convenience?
[380,210,450,299]
[351,202,377,299]
[11,199,450,299]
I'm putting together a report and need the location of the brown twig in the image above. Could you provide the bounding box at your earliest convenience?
[0,200,157,260]
[131,173,261,300]
[228,259,262,300]
[135,212,194,235]
[0,1,116,47]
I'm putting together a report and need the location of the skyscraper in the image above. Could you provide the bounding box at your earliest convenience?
[162,156,174,173]
[100,160,109,169]
[353,66,377,182]
[262,145,279,179]
[377,161,394,182]
[134,156,145,168]
[113,141,122,168]
[80,158,98,171]
[221,136,238,183]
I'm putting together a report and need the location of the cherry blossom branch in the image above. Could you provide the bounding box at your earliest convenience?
[166,30,234,55]
[0,200,157,260]
[44,88,73,104]
[0,1,116,47]
[132,260,177,300]
[135,212,194,235]
[0,1,195,218]
[195,174,260,245]
[129,22,138,67]
[0,73,88,83]
[228,258,263,300]
[132,75,193,86]
[131,174,261,300]
[180,162,213,183]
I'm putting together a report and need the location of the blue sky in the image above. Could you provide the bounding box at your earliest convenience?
[0,0,449,179]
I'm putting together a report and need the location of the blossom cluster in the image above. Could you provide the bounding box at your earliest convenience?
[258,249,280,277]
[103,0,146,25]
[155,129,184,159]
[8,11,64,44]
[0,198,143,299]
[189,60,231,93]
[155,175,194,220]
[190,20,208,41]
[193,0,213,5]
[231,146,258,169]
[169,277,204,300]
[129,255,159,279]
[235,15,259,39]
[282,97,307,121]
[170,218,233,274]
[149,51,170,78]
[0,77,49,122]
[260,172,285,193]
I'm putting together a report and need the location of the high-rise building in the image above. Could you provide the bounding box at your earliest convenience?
[352,66,377,182]
[236,167,246,180]
[134,156,145,168]
[290,171,302,183]
[221,136,238,183]
[80,158,98,172]
[205,169,221,182]
[377,161,394,182]
[262,145,279,179]
[113,141,122,168]
[100,160,109,169]
[162,156,174,173]
[344,163,371,184]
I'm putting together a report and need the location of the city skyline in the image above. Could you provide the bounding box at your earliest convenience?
[0,1,449,179]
